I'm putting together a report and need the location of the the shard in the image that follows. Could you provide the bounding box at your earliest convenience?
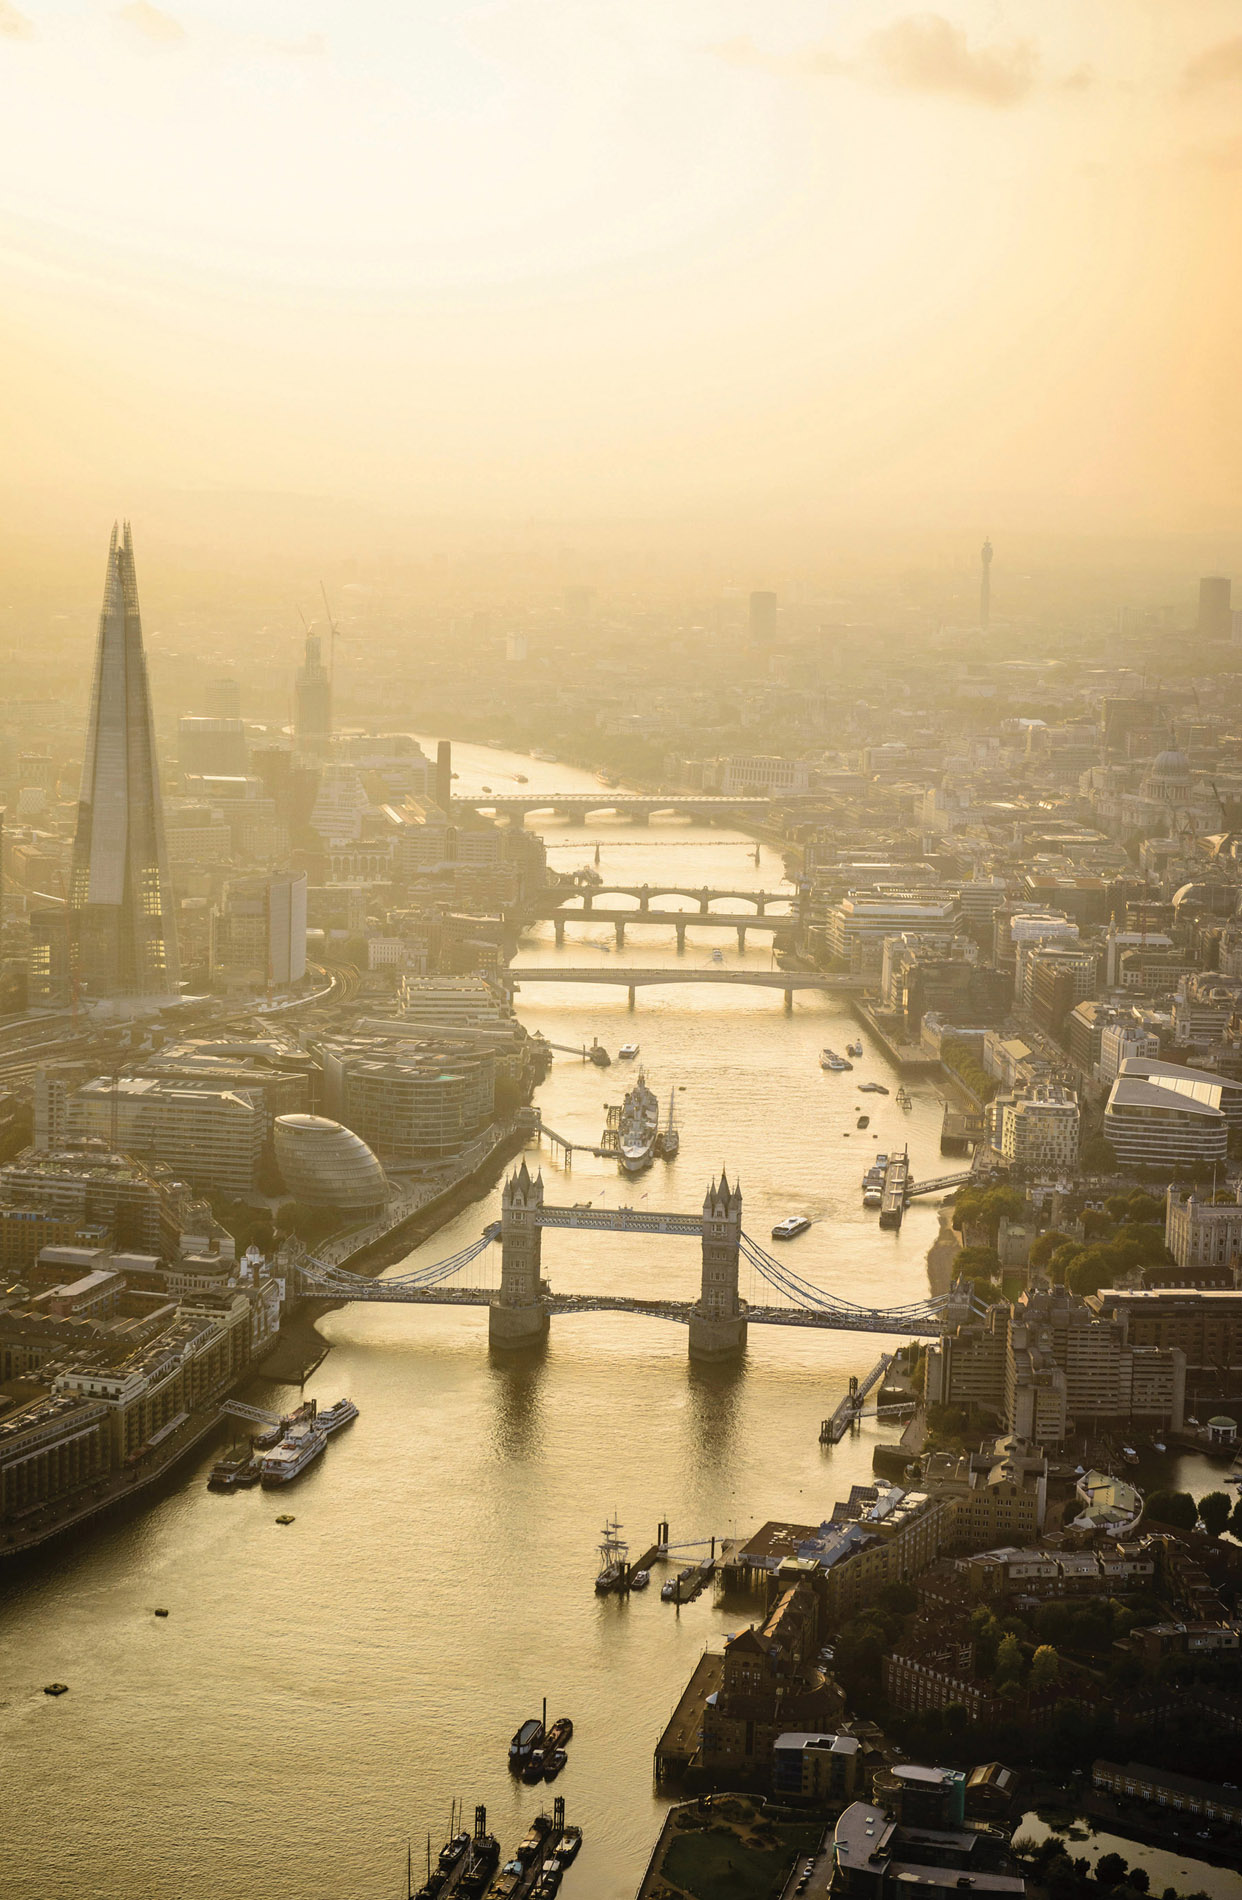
[68,523,180,998]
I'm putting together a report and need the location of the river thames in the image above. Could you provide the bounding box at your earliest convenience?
[0,745,1218,1900]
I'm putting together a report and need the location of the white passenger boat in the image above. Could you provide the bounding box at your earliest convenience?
[315,1399,359,1437]
[259,1424,327,1486]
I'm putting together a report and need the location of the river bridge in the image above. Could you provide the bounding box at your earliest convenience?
[538,908,795,950]
[292,1164,974,1360]
[546,883,794,915]
[457,791,817,826]
[501,966,862,1009]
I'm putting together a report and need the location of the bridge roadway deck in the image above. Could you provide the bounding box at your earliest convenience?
[294,1280,941,1335]
[459,793,813,813]
[535,908,790,931]
[502,967,861,992]
[541,885,792,910]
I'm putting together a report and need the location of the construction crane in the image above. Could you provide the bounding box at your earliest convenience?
[320,581,341,688]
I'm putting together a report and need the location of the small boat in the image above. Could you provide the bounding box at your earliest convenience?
[895,1086,912,1109]
[858,1081,890,1094]
[618,1043,639,1060]
[1153,1441,1167,1454]
[509,1717,545,1769]
[630,1569,650,1590]
[863,1188,882,1209]
[522,1749,545,1784]
[43,1683,69,1696]
[1121,1445,1139,1465]
[208,1453,257,1491]
[481,785,492,794]
[275,1513,295,1525]
[772,1215,811,1240]
[557,1828,583,1866]
[857,1114,870,1129]
[315,1398,359,1437]
[847,1041,863,1058]
[514,773,529,783]
[543,1748,568,1780]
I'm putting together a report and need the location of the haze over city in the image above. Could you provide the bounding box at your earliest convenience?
[4,8,1242,1900]
[2,0,1241,575]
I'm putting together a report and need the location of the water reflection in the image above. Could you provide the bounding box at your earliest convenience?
[685,1354,746,1472]
[486,1342,548,1462]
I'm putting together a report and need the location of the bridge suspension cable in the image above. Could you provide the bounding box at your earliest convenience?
[739,1232,950,1326]
[300,1226,499,1293]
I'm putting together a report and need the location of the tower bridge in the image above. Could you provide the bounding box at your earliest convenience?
[292,1165,962,1360]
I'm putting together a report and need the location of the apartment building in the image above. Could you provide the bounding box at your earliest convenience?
[986,1084,1079,1174]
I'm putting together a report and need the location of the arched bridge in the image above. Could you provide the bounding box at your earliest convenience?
[456,792,819,826]
[541,885,799,916]
[293,1165,970,1361]
[500,966,863,1007]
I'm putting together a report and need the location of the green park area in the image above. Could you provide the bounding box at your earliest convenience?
[643,1798,823,1900]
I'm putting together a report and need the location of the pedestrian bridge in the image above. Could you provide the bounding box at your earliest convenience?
[291,1166,972,1359]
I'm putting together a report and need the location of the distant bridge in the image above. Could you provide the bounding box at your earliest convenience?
[292,1167,975,1362]
[501,966,862,1007]
[538,885,798,916]
[457,792,817,826]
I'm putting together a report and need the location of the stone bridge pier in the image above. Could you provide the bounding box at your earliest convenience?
[490,1161,549,1349]
[689,1172,747,1361]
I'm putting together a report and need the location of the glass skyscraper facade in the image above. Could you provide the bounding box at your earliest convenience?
[68,523,180,998]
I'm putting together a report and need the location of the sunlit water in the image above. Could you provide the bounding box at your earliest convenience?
[5,743,1209,1900]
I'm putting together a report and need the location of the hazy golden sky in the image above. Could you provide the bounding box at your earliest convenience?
[2,1,1241,546]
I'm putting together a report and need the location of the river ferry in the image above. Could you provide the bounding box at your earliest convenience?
[820,1048,852,1071]
[259,1423,327,1486]
[315,1398,359,1437]
[771,1215,811,1240]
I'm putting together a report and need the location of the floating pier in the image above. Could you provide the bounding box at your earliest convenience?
[879,1151,909,1229]
[820,1354,893,1444]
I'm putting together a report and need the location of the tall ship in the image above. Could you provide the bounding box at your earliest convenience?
[594,1514,629,1593]
[655,1088,679,1159]
[617,1071,659,1175]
